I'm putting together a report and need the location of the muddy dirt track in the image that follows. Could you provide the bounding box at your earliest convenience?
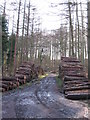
[2,74,89,118]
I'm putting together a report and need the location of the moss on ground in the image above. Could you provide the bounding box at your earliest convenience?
[38,73,48,79]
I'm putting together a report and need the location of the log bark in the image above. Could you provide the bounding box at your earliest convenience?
[61,65,83,69]
[63,72,86,77]
[0,88,5,92]
[64,76,86,81]
[61,67,83,71]
[16,71,30,75]
[0,81,13,85]
[19,67,31,71]
[64,85,90,91]
[65,89,89,94]
[17,79,26,84]
[64,82,90,88]
[61,56,77,60]
[61,62,82,66]
[9,83,17,90]
[65,93,90,100]
[64,80,89,85]
[1,84,9,90]
[2,77,17,81]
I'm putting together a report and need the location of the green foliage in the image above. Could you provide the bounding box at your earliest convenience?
[0,15,2,67]
[56,76,63,88]
[7,33,15,64]
[19,82,32,89]
[2,15,8,64]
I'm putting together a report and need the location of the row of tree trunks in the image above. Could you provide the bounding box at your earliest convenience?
[59,56,89,100]
[1,61,44,92]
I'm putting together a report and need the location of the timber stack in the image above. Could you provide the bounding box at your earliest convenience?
[59,56,90,100]
[0,61,44,92]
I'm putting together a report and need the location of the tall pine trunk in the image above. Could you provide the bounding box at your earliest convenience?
[14,0,21,75]
[76,2,80,59]
[88,2,90,79]
[26,1,30,61]
[21,0,26,62]
[68,2,74,56]
[80,2,84,65]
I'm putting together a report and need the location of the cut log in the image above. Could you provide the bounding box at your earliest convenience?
[61,65,83,69]
[65,93,90,100]
[61,56,81,62]
[0,81,13,85]
[62,59,81,62]
[9,84,16,90]
[61,68,83,71]
[16,69,31,73]
[19,67,31,70]
[16,71,30,75]
[15,75,24,79]
[19,65,32,69]
[60,62,82,66]
[15,74,27,78]
[64,76,86,81]
[63,72,86,77]
[65,89,89,94]
[61,56,78,60]
[64,80,89,85]
[0,87,6,92]
[1,84,9,90]
[11,81,19,87]
[64,82,90,88]
[18,79,26,84]
[2,77,17,81]
[15,75,28,80]
[64,85,90,91]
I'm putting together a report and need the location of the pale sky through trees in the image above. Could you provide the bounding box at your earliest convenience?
[0,0,87,33]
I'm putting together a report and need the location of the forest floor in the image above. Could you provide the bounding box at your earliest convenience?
[2,74,90,119]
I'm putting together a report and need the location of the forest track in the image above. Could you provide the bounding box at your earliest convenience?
[2,74,89,118]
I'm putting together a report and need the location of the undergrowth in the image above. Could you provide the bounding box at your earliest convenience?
[55,76,63,89]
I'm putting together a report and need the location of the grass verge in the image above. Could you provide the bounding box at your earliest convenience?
[19,81,32,89]
[55,76,63,89]
[19,74,49,89]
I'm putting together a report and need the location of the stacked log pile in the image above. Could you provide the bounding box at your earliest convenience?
[0,62,44,92]
[0,77,20,92]
[59,56,90,100]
